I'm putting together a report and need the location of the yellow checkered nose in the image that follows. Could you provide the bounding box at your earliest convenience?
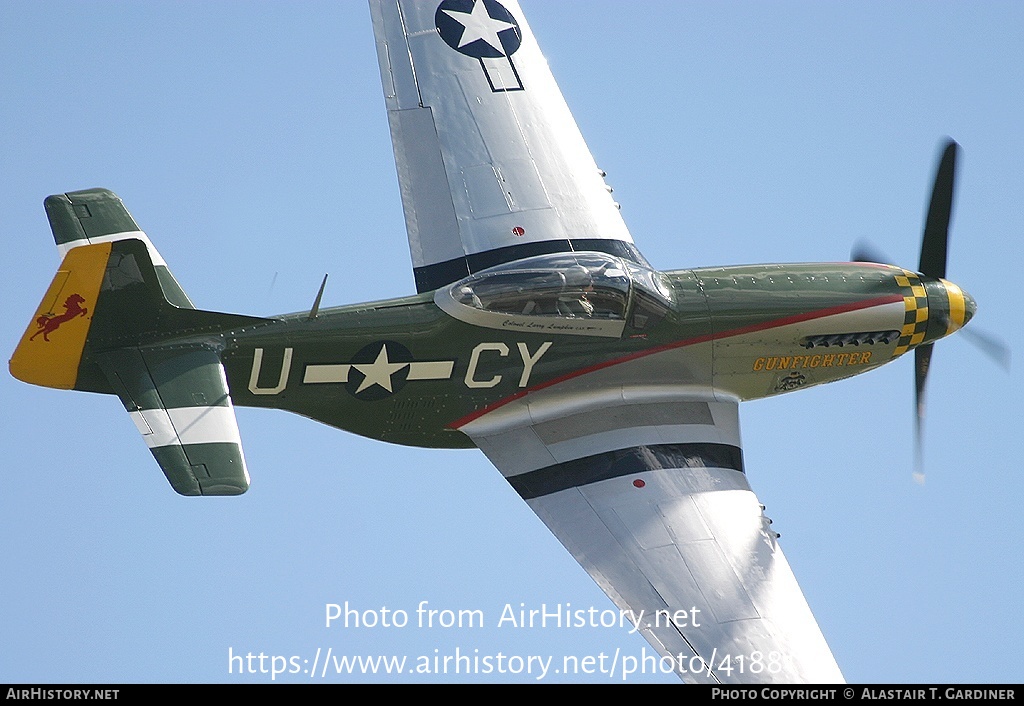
[893,270,976,355]
[939,279,975,334]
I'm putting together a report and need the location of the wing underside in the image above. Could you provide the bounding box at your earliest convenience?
[369,0,644,292]
[372,0,844,683]
[460,388,844,684]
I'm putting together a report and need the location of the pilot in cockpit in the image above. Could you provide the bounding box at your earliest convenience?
[557,265,595,318]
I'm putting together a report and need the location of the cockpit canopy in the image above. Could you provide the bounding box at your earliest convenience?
[436,252,672,337]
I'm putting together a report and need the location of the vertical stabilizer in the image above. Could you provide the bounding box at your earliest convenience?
[45,188,194,308]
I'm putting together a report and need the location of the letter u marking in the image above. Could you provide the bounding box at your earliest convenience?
[248,347,293,395]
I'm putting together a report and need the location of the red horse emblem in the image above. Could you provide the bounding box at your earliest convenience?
[30,293,88,342]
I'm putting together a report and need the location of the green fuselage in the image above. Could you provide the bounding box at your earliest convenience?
[221,262,962,449]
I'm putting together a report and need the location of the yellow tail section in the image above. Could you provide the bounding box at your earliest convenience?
[9,242,111,390]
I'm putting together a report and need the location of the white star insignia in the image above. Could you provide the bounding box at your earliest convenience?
[352,344,408,393]
[443,0,516,56]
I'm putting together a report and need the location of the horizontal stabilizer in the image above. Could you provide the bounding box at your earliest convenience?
[97,347,249,496]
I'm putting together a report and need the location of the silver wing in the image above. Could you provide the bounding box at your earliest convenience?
[370,0,844,683]
[369,0,643,292]
[458,385,844,684]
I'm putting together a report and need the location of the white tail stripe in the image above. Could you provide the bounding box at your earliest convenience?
[129,406,243,449]
[56,231,168,267]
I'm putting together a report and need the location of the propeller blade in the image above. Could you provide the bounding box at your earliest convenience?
[913,343,934,484]
[912,140,959,484]
[960,326,1012,372]
[854,140,990,483]
[850,240,892,265]
[918,140,958,279]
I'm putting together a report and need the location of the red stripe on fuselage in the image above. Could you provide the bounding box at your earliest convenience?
[449,293,902,429]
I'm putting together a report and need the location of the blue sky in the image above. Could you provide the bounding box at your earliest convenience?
[2,1,1022,683]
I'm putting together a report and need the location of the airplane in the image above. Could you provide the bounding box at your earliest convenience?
[7,0,994,684]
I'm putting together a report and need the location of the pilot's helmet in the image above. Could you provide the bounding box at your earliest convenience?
[563,265,593,289]
[458,285,478,304]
